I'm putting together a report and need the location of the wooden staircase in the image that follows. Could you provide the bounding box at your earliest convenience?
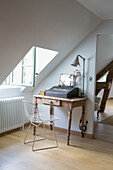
[96,60,113,112]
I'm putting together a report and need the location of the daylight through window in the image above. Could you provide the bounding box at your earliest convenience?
[2,46,58,87]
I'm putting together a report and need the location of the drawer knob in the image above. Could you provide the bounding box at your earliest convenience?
[48,101,53,104]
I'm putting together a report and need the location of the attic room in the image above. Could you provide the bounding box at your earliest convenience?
[0,0,113,169]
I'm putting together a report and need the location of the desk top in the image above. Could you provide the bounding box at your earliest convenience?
[34,95,86,102]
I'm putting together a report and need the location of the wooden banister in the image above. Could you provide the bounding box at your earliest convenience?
[96,60,113,81]
[96,60,113,113]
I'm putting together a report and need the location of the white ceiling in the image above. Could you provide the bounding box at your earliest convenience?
[77,0,113,20]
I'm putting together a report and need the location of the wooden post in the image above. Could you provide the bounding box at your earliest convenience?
[96,60,113,81]
[96,89,101,96]
[96,82,110,97]
[100,89,110,112]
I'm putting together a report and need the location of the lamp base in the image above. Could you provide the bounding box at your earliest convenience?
[80,93,85,98]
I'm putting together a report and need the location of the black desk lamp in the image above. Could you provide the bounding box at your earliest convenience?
[71,55,85,97]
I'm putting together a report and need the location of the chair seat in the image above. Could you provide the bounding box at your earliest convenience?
[28,114,59,124]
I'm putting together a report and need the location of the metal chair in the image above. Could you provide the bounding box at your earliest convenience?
[23,100,59,151]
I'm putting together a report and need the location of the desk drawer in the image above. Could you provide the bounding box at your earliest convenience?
[42,98,60,106]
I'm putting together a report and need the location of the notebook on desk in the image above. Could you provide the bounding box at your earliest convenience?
[45,86,79,98]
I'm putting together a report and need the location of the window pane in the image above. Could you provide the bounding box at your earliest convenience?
[23,47,33,66]
[12,61,22,84]
[11,47,35,87]
[22,67,33,85]
[36,47,58,74]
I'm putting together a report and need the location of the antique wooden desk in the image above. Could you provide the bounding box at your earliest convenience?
[34,95,86,145]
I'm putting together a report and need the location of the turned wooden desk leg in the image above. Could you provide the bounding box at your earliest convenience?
[81,106,85,137]
[50,105,54,130]
[67,109,72,145]
[33,97,37,135]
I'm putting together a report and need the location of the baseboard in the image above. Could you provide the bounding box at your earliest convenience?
[108,97,113,100]
[0,122,93,139]
[0,122,30,137]
[24,122,30,127]
[0,126,23,137]
[56,126,94,139]
[40,124,94,139]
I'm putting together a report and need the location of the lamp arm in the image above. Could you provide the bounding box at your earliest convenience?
[82,58,85,97]
[77,55,85,97]
[71,54,85,97]
[77,55,85,60]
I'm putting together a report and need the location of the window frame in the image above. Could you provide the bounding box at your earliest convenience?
[2,46,36,87]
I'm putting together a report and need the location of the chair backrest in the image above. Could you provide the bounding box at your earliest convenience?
[23,100,39,119]
[23,100,52,123]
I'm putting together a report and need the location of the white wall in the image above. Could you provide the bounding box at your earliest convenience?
[0,0,101,85]
[0,86,33,123]
[33,20,113,135]
[0,86,22,99]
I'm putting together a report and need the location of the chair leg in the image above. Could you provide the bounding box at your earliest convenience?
[53,123,58,147]
[24,123,45,144]
[24,122,32,144]
[32,123,58,151]
[43,124,46,139]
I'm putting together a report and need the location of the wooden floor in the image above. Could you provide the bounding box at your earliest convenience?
[97,99,113,121]
[94,99,113,143]
[0,127,113,170]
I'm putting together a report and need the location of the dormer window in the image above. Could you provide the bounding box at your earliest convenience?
[2,46,58,87]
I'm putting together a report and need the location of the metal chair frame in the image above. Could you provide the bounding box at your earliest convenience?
[23,100,58,151]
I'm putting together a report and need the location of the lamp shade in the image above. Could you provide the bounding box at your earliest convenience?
[71,56,80,67]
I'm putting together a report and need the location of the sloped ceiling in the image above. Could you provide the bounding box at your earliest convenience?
[77,0,113,20]
[0,0,101,84]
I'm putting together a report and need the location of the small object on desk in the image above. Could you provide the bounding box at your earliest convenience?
[45,86,79,98]
[38,90,46,95]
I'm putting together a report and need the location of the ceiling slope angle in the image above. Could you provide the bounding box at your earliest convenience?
[77,0,113,20]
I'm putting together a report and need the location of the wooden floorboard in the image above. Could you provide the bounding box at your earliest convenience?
[94,99,113,143]
[0,127,113,170]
